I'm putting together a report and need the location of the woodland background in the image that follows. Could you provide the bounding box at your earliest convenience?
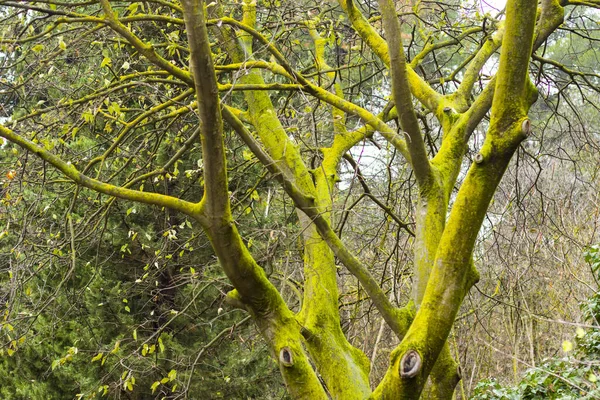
[0,0,599,398]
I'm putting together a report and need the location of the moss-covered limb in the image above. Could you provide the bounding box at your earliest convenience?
[451,23,504,108]
[181,0,228,221]
[336,0,441,113]
[379,0,432,191]
[436,0,562,174]
[297,217,339,323]
[422,343,461,400]
[253,310,330,399]
[430,0,562,188]
[410,27,483,70]
[240,0,256,50]
[411,163,462,399]
[100,0,192,86]
[431,0,563,186]
[202,218,329,398]
[182,4,328,396]
[370,122,530,399]
[307,23,347,135]
[372,1,539,397]
[214,12,317,198]
[298,172,341,328]
[223,108,412,337]
[461,0,564,138]
[534,0,566,49]
[489,5,538,130]
[216,61,293,80]
[302,327,372,399]
[412,178,447,305]
[224,105,374,397]
[296,216,373,398]
[0,124,202,219]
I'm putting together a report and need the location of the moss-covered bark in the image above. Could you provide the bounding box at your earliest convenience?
[0,0,572,398]
[371,0,540,397]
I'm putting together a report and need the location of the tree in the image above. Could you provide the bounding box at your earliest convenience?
[471,245,600,399]
[0,0,599,398]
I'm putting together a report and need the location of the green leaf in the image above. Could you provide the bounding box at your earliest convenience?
[242,149,253,160]
[168,369,177,381]
[101,57,112,68]
[127,2,139,15]
[111,341,121,354]
[151,381,160,393]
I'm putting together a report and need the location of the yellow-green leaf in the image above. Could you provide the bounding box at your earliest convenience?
[168,369,177,381]
[111,341,121,354]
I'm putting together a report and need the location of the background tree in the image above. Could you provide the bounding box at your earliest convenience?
[0,0,599,398]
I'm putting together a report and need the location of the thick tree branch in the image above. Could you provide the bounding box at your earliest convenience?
[223,106,414,338]
[379,0,432,190]
[213,16,411,161]
[181,2,328,397]
[372,0,539,397]
[0,124,203,219]
[337,0,442,112]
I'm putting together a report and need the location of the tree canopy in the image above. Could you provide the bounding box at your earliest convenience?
[0,0,599,398]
